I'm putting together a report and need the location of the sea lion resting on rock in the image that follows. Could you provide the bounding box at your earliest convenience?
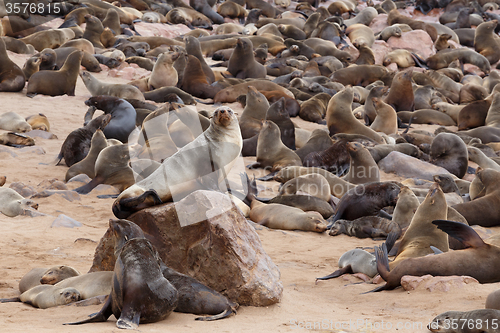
[112,107,243,218]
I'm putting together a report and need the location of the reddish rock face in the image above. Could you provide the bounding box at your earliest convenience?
[89,190,283,306]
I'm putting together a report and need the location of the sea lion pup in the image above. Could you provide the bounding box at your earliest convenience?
[55,114,111,167]
[279,173,331,202]
[372,220,500,292]
[249,194,328,232]
[251,120,301,173]
[299,93,331,124]
[364,86,389,124]
[0,38,25,92]
[108,219,238,321]
[329,217,402,239]
[426,49,491,74]
[84,96,137,143]
[66,238,178,328]
[0,188,38,217]
[391,185,420,229]
[388,183,449,269]
[316,249,378,281]
[303,139,350,175]
[22,56,41,81]
[376,25,402,41]
[185,36,215,84]
[385,69,414,112]
[65,130,108,181]
[73,144,136,194]
[146,52,179,90]
[326,87,385,144]
[239,86,269,139]
[468,147,500,171]
[452,168,500,227]
[180,55,220,99]
[25,113,50,132]
[429,132,468,178]
[383,49,416,68]
[227,38,266,79]
[387,9,437,41]
[79,71,145,101]
[327,182,400,228]
[112,107,242,218]
[434,34,453,51]
[295,129,333,162]
[429,309,500,333]
[343,142,380,185]
[474,20,500,65]
[18,266,81,293]
[370,97,398,135]
[0,112,31,132]
[8,285,81,309]
[26,50,82,97]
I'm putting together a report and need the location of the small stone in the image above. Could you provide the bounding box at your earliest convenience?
[51,214,83,228]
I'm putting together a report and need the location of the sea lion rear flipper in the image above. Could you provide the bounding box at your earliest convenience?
[0,297,21,303]
[363,243,390,293]
[316,265,353,281]
[246,162,261,169]
[377,210,392,220]
[194,307,236,321]
[73,176,105,195]
[257,171,278,181]
[385,230,400,254]
[410,53,428,69]
[64,294,113,325]
[432,220,486,248]
[96,194,120,199]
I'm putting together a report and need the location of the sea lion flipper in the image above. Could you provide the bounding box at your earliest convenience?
[194,307,236,321]
[377,210,392,220]
[117,306,141,329]
[363,244,390,293]
[432,220,486,248]
[257,171,278,181]
[73,176,105,195]
[385,230,400,254]
[316,265,353,281]
[64,294,113,325]
[0,297,21,303]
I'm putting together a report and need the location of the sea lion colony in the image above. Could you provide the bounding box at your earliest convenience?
[1,0,500,330]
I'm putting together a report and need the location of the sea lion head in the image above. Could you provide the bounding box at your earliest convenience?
[58,287,81,304]
[213,106,236,127]
[428,311,464,332]
[40,265,80,285]
[328,220,347,236]
[305,214,328,232]
[113,187,162,219]
[110,219,145,253]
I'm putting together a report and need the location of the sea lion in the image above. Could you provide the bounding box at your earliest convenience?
[144,87,197,105]
[25,113,49,132]
[18,266,81,293]
[55,114,111,167]
[0,112,32,132]
[385,69,415,112]
[53,47,101,73]
[467,147,500,171]
[80,71,145,101]
[391,185,420,229]
[330,65,393,87]
[485,289,500,310]
[452,168,500,227]
[66,238,178,329]
[474,20,500,65]
[428,309,500,333]
[370,97,398,135]
[267,194,334,219]
[457,99,490,130]
[316,249,378,280]
[73,144,136,194]
[26,50,82,97]
[372,220,500,292]
[20,28,75,51]
[302,139,349,174]
[251,120,301,173]
[185,36,215,84]
[387,9,437,41]
[397,110,456,126]
[279,173,331,202]
[84,96,137,143]
[329,217,401,239]
[299,93,331,124]
[249,197,328,232]
[22,56,41,81]
[166,7,213,29]
[17,285,81,309]
[83,14,105,48]
[238,86,269,139]
[426,48,491,74]
[214,80,293,103]
[0,188,38,217]
[326,87,385,144]
[65,130,108,181]
[343,142,380,185]
[102,8,121,35]
[217,1,247,20]
[429,132,468,178]
[367,143,422,163]
[0,38,25,92]
[327,182,400,227]
[295,129,333,162]
[180,55,220,99]
[54,271,113,299]
[227,38,266,79]
[112,107,242,218]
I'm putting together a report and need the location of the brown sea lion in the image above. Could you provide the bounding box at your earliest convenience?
[18,266,81,293]
[148,52,179,90]
[295,129,333,161]
[112,107,242,218]
[426,48,491,74]
[80,71,145,101]
[227,38,266,79]
[83,14,105,49]
[185,36,215,84]
[387,9,437,41]
[22,56,41,81]
[0,38,25,92]
[330,65,393,87]
[0,112,31,132]
[25,113,49,131]
[392,185,420,229]
[385,69,415,112]
[343,142,380,185]
[14,285,81,309]
[474,20,500,65]
[299,93,331,124]
[279,173,331,202]
[26,50,82,97]
[303,139,349,174]
[238,86,269,139]
[398,110,456,126]
[372,220,500,292]
[65,130,108,181]
[180,55,220,99]
[485,289,500,310]
[214,80,293,103]
[429,132,468,178]
[329,217,401,239]
[452,168,500,227]
[20,28,75,52]
[326,87,385,143]
[370,97,398,135]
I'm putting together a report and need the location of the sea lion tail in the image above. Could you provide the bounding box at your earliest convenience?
[194,307,236,321]
[432,220,486,248]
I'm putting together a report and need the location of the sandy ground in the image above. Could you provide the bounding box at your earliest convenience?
[1,17,500,333]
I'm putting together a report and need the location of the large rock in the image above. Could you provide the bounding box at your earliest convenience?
[378,151,452,181]
[90,190,283,306]
[387,30,434,58]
